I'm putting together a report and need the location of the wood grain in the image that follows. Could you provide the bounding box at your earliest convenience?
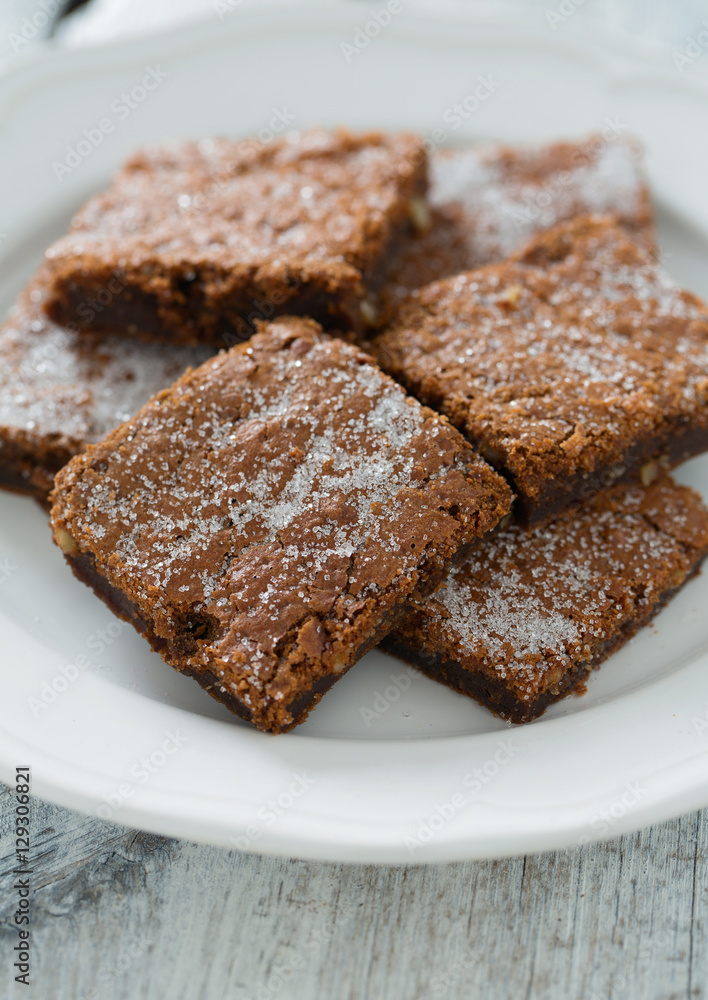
[1,787,706,1000]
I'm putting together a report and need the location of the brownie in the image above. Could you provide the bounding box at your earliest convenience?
[0,271,212,502]
[383,474,708,723]
[42,129,427,345]
[379,133,655,321]
[373,214,708,525]
[49,318,512,734]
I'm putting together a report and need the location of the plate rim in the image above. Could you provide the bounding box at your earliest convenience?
[2,3,708,862]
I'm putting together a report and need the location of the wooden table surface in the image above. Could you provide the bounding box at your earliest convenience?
[2,787,706,1000]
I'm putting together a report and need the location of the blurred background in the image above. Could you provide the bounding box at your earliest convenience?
[1,0,708,83]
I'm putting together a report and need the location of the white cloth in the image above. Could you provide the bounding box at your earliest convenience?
[1,0,706,81]
[53,0,708,56]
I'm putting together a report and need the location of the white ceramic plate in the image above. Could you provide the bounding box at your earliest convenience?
[2,4,708,863]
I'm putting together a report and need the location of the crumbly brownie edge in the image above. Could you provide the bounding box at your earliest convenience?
[372,217,708,528]
[0,457,55,501]
[59,497,503,734]
[48,323,512,733]
[44,261,370,346]
[381,560,707,724]
[371,346,708,528]
[60,533,465,734]
[50,449,510,733]
[44,137,428,345]
[0,433,75,502]
[511,421,708,527]
[44,205,423,345]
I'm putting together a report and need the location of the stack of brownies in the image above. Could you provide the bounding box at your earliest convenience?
[2,127,708,733]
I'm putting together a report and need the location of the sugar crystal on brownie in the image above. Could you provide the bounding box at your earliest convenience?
[0,271,211,501]
[383,474,708,721]
[379,133,654,320]
[374,215,708,524]
[43,129,427,345]
[50,318,511,733]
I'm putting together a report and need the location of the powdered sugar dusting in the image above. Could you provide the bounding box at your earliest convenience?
[431,136,648,262]
[378,216,708,496]
[381,133,654,311]
[0,278,211,448]
[426,478,706,688]
[53,323,507,723]
[46,129,424,276]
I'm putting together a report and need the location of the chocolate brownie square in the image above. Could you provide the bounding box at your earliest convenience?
[42,129,427,345]
[374,215,708,525]
[0,271,211,502]
[379,133,655,320]
[383,474,708,722]
[49,318,512,733]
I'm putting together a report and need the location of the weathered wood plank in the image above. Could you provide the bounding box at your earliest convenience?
[1,786,707,1000]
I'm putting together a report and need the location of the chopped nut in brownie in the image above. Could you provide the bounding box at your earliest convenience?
[379,133,655,321]
[374,215,708,524]
[49,318,512,733]
[383,474,708,722]
[0,271,212,502]
[42,129,427,345]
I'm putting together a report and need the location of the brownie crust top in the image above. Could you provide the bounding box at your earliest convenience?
[43,129,427,340]
[374,215,708,518]
[395,474,708,705]
[380,133,655,315]
[0,273,211,452]
[50,319,511,730]
[0,271,212,497]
